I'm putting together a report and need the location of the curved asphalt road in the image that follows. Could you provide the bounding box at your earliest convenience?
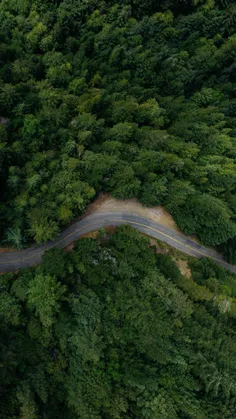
[0,211,235,273]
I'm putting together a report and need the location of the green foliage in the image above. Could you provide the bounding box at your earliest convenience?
[0,5,235,415]
[221,236,236,264]
[140,176,168,206]
[0,291,21,325]
[41,248,69,278]
[4,227,25,249]
[27,214,60,244]
[27,273,66,327]
[0,0,235,256]
[173,194,236,245]
[0,227,236,417]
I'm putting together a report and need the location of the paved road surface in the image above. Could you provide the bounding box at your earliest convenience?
[0,212,235,273]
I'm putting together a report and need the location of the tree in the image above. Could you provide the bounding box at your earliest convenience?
[4,227,25,249]
[174,194,236,245]
[0,84,17,111]
[108,164,141,198]
[41,248,68,278]
[142,391,177,419]
[0,291,21,325]
[28,216,60,244]
[221,236,236,264]
[136,99,165,128]
[27,273,66,328]
[17,383,40,419]
[139,176,168,206]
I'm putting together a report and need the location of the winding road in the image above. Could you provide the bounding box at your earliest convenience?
[0,211,235,273]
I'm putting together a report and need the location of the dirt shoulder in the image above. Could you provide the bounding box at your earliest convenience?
[86,194,177,229]
[86,194,201,244]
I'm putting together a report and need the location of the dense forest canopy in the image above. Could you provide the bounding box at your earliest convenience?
[1,226,236,418]
[1,2,236,417]
[0,0,236,262]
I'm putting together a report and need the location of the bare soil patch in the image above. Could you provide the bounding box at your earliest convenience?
[80,231,99,239]
[175,259,192,278]
[64,242,75,253]
[86,194,202,244]
[89,194,177,229]
[0,246,15,253]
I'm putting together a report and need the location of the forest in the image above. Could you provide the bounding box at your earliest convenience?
[0,0,236,262]
[1,2,236,417]
[1,226,236,418]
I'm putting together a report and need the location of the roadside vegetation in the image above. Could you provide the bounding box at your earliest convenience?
[1,226,236,418]
[0,0,236,261]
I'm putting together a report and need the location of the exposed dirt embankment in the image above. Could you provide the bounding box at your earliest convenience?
[86,194,177,229]
[86,194,201,245]
[0,246,15,253]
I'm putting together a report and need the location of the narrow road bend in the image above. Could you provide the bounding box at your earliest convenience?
[0,212,235,273]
